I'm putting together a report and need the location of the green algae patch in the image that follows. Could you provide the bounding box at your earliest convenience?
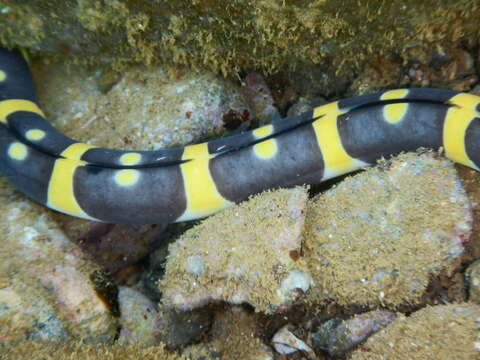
[350,303,480,360]
[303,153,471,308]
[160,187,310,313]
[0,341,185,360]
[1,1,479,77]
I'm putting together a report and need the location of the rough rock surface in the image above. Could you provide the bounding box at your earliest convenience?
[160,187,311,313]
[350,303,480,360]
[304,152,472,307]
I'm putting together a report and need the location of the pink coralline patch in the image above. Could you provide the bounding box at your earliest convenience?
[0,182,117,342]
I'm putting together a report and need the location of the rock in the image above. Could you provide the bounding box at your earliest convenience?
[311,310,396,356]
[350,304,480,360]
[466,260,480,303]
[304,152,472,308]
[117,286,162,346]
[160,187,311,313]
[271,324,315,359]
[242,72,280,124]
[33,59,251,151]
[0,341,185,360]
[286,96,326,117]
[117,285,211,348]
[0,178,117,343]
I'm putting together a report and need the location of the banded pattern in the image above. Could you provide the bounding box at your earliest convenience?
[1,46,480,224]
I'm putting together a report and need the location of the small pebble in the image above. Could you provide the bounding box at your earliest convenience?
[311,310,396,356]
[466,260,480,303]
[272,325,315,359]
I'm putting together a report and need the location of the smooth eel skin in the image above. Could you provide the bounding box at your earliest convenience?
[1,47,480,224]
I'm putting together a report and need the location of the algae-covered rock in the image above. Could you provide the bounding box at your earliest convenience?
[1,1,479,78]
[160,187,311,313]
[0,341,185,360]
[350,303,480,360]
[304,152,472,308]
[0,177,117,343]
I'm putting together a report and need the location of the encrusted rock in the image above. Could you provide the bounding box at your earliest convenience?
[311,310,396,356]
[0,178,117,343]
[350,304,480,359]
[304,152,472,307]
[161,187,311,313]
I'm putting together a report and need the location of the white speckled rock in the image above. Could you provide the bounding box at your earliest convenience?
[160,187,311,313]
[33,59,252,151]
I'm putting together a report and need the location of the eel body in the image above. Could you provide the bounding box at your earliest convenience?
[1,47,480,224]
